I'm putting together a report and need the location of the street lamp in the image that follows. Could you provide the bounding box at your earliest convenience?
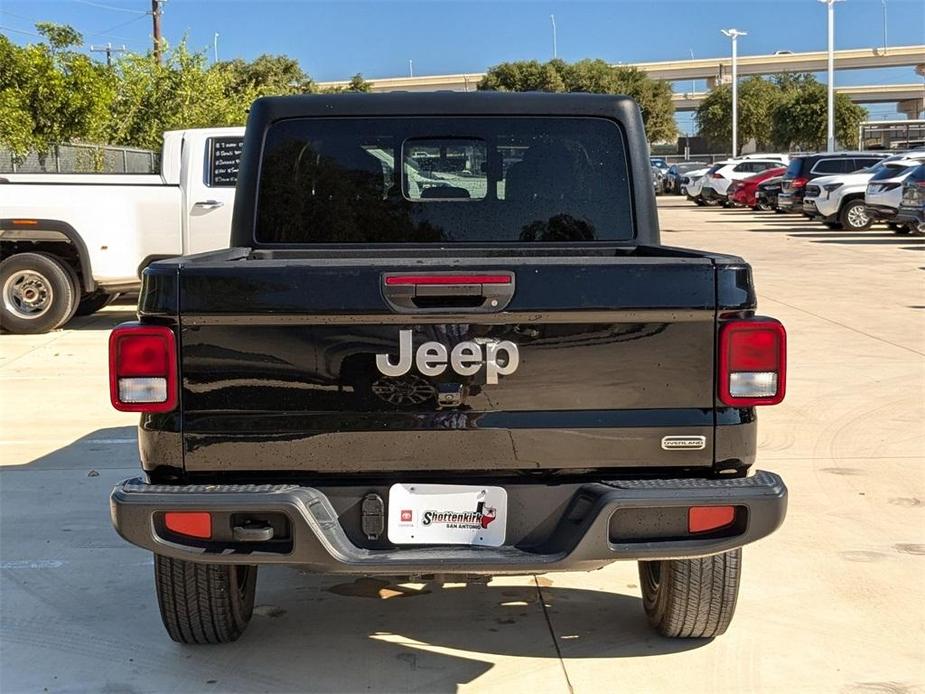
[818,0,844,152]
[721,28,747,156]
[881,0,888,54]
[550,15,558,59]
[689,49,695,95]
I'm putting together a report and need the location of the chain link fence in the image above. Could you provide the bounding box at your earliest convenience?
[0,144,160,174]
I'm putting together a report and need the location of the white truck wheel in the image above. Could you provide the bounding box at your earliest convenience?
[0,253,77,335]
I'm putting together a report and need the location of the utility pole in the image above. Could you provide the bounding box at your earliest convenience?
[152,0,163,63]
[721,28,747,157]
[90,42,126,68]
[818,0,843,152]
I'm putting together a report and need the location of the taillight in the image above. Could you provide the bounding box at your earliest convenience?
[791,177,808,189]
[718,319,786,406]
[109,324,177,412]
[711,172,724,179]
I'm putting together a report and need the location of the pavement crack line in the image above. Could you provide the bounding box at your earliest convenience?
[534,575,575,694]
[0,332,67,369]
[761,295,925,358]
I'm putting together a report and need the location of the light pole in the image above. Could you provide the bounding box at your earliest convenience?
[689,49,695,95]
[213,33,219,63]
[550,15,557,59]
[818,0,843,152]
[721,28,746,156]
[881,0,888,54]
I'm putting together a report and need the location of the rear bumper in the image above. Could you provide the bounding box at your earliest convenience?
[865,203,898,221]
[111,472,787,574]
[895,206,924,226]
[777,192,802,212]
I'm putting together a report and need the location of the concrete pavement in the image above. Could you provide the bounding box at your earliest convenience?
[1,198,923,693]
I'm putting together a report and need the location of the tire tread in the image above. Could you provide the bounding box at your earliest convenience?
[639,549,741,638]
[154,555,255,645]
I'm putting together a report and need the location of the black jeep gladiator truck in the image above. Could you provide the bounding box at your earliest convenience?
[109,92,788,644]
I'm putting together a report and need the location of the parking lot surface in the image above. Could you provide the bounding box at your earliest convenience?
[1,198,923,693]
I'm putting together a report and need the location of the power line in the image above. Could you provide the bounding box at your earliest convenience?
[72,0,147,14]
[0,25,43,38]
[1,8,134,43]
[91,14,147,40]
[0,9,42,23]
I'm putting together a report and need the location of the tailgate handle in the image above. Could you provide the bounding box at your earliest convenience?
[382,272,515,313]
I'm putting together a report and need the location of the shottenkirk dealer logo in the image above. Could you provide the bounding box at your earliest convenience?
[421,501,497,530]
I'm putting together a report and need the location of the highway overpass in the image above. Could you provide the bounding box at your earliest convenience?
[318,44,925,92]
[673,83,924,117]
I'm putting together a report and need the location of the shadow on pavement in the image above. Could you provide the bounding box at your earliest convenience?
[788,233,902,239]
[1,430,710,692]
[812,238,925,246]
[18,426,138,470]
[64,309,138,331]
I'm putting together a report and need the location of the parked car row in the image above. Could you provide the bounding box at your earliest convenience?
[682,149,925,235]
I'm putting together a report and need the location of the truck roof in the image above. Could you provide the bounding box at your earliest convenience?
[231,92,658,248]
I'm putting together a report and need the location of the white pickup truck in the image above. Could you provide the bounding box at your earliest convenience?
[0,127,243,334]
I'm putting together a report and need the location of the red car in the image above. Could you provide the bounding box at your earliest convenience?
[728,167,787,209]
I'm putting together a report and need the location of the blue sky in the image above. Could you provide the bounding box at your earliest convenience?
[3,0,923,130]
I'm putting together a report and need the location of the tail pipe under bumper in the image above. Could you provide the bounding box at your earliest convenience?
[110,472,787,575]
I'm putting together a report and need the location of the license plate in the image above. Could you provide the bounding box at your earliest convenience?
[388,483,507,546]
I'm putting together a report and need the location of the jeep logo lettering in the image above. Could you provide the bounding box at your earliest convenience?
[376,330,519,384]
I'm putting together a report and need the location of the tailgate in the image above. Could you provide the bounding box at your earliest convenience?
[177,253,722,474]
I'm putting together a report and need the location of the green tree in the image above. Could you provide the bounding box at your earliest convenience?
[478,58,677,142]
[770,79,867,150]
[213,53,315,102]
[107,41,246,150]
[345,73,373,92]
[478,59,566,92]
[320,73,374,93]
[0,24,114,159]
[695,76,781,154]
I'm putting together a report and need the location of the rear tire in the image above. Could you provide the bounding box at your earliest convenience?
[0,252,77,334]
[839,199,872,231]
[891,224,912,235]
[154,555,257,644]
[638,549,742,638]
[75,290,118,317]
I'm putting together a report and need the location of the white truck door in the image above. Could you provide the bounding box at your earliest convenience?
[181,129,244,255]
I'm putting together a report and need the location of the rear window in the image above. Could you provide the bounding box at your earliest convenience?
[255,117,633,244]
[812,158,850,174]
[870,163,911,181]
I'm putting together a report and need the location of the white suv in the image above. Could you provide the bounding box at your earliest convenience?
[801,154,898,230]
[865,153,925,230]
[701,156,790,205]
